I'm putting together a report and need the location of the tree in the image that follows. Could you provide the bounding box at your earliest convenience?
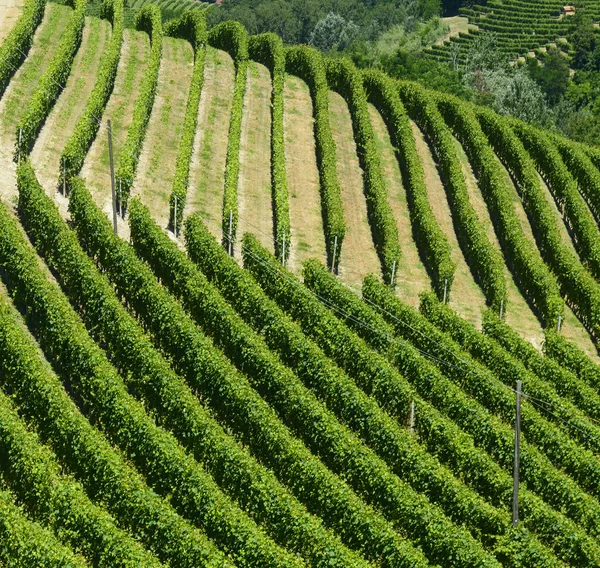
[570,15,596,70]
[418,0,441,20]
[527,49,570,105]
[309,12,359,52]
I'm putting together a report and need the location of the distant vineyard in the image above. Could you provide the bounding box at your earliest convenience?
[1,0,600,566]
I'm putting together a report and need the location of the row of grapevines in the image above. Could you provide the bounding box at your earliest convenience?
[483,310,600,422]
[0,273,230,567]
[129,203,500,568]
[405,87,507,311]
[60,0,123,186]
[15,0,86,157]
[0,487,89,567]
[358,274,600,564]
[515,123,600,282]
[362,71,453,297]
[0,0,45,97]
[553,136,600,228]
[544,331,600,393]
[444,100,564,326]
[239,235,600,566]
[5,170,302,568]
[68,182,430,568]
[207,21,247,250]
[248,33,289,261]
[326,59,400,283]
[0,388,162,567]
[19,164,366,568]
[302,258,600,566]
[489,117,600,339]
[181,215,510,546]
[285,45,345,269]
[167,11,206,233]
[115,5,161,210]
[419,293,600,489]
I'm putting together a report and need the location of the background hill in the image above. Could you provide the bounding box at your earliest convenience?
[1,1,600,567]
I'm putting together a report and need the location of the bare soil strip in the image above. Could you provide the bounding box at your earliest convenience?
[31,16,111,194]
[131,36,193,229]
[0,3,71,203]
[283,74,326,273]
[328,90,380,292]
[410,120,487,328]
[80,29,149,212]
[236,61,273,256]
[368,104,429,307]
[0,0,24,46]
[185,47,234,243]
[452,137,544,347]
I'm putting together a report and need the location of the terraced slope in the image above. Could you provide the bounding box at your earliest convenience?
[2,2,600,566]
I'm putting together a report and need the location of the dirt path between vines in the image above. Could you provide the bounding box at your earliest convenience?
[185,47,234,244]
[284,74,326,274]
[235,61,273,257]
[81,28,149,212]
[411,120,486,328]
[0,3,71,204]
[369,104,429,307]
[31,16,111,195]
[329,90,380,292]
[131,36,193,230]
[0,0,24,46]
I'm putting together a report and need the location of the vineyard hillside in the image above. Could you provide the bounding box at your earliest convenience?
[2,1,600,567]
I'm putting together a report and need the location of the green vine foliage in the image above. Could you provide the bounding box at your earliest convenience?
[130,206,498,568]
[248,33,289,261]
[515,122,600,283]
[0,0,45,98]
[554,136,600,229]
[363,72,454,297]
[301,258,600,566]
[15,0,87,158]
[240,234,600,565]
[60,0,124,188]
[20,166,367,568]
[326,59,400,283]
[285,45,345,270]
[419,293,600,494]
[115,4,162,211]
[9,168,298,568]
[361,275,600,566]
[208,21,248,251]
[483,310,600,422]
[166,10,206,233]
[406,87,506,311]
[449,102,564,327]
[0,487,89,567]
[544,330,600,393]
[68,180,429,568]
[0,388,161,567]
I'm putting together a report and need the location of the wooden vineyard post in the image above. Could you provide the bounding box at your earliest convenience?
[512,380,522,527]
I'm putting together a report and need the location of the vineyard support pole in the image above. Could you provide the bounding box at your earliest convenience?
[331,236,338,273]
[281,234,286,265]
[512,380,522,527]
[390,261,396,286]
[17,127,22,166]
[409,401,415,435]
[500,300,504,319]
[173,196,178,237]
[557,315,563,333]
[443,279,448,304]
[63,158,66,195]
[107,120,118,236]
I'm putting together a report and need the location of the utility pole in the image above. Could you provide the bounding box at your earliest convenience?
[107,120,118,236]
[512,380,522,527]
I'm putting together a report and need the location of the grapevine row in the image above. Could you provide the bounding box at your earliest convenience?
[115,4,162,210]
[166,11,206,232]
[326,58,400,283]
[15,0,86,158]
[285,45,345,269]
[248,33,290,261]
[60,0,123,186]
[362,70,454,297]
[207,21,247,251]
